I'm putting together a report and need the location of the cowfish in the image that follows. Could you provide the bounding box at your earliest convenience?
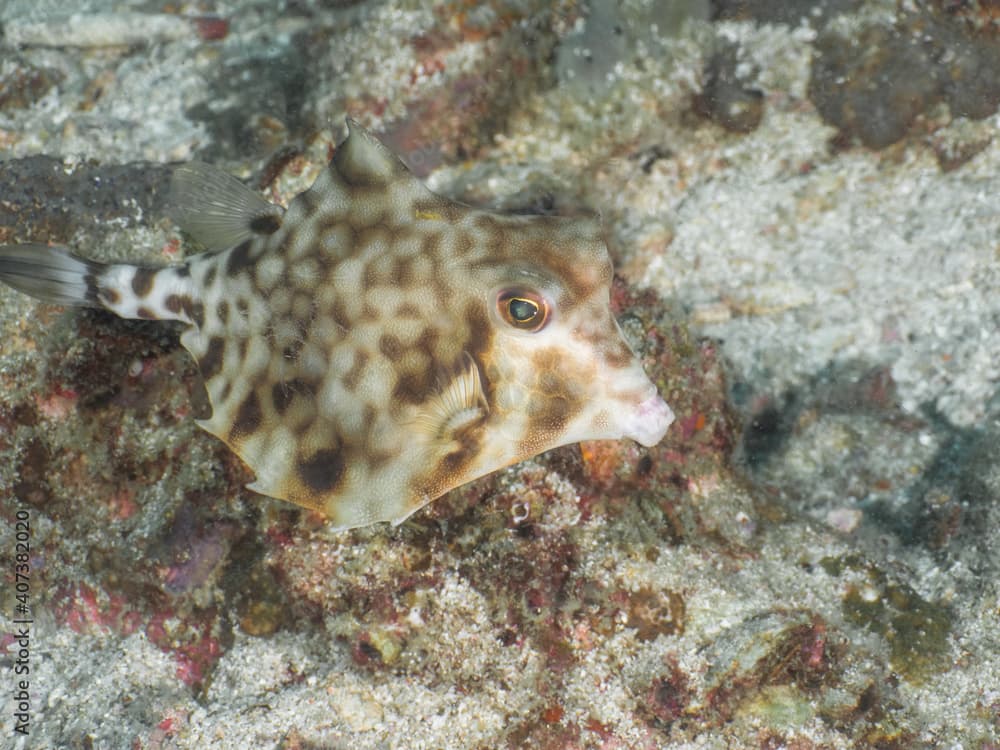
[0,121,674,529]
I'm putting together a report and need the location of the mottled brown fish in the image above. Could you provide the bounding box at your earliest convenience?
[0,121,674,529]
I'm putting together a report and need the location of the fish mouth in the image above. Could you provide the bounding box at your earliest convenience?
[622,390,674,447]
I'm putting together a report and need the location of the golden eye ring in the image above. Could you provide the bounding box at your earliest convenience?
[497,289,549,332]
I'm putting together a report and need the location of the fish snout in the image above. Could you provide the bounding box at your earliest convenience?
[592,351,674,447]
[621,389,674,447]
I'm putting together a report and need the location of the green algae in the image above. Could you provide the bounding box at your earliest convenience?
[821,554,952,685]
[738,685,815,728]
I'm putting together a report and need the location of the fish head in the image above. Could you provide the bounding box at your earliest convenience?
[449,212,674,473]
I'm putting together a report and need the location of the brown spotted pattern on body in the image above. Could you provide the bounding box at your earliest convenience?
[0,120,674,530]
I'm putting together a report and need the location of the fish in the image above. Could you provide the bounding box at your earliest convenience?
[0,120,675,530]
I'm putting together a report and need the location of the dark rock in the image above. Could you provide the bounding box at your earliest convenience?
[808,9,1000,149]
[0,157,172,244]
[693,42,765,134]
[809,21,942,150]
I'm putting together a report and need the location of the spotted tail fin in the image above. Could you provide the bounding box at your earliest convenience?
[0,243,202,326]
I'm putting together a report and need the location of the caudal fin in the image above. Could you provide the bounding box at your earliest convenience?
[0,244,103,307]
[0,243,202,326]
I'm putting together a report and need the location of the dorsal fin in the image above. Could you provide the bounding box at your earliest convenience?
[168,161,284,252]
[332,118,411,186]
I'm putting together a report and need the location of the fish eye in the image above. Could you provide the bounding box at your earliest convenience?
[497,289,549,332]
[509,298,537,322]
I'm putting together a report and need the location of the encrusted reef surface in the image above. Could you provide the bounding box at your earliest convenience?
[1,0,999,748]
